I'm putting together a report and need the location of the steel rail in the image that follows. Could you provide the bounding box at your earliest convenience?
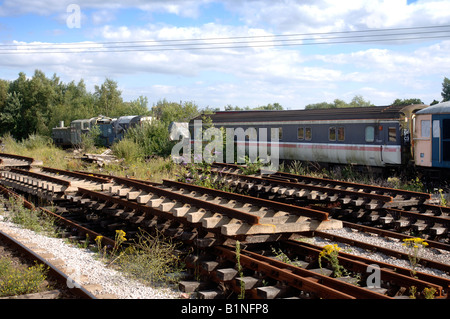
[0,184,36,210]
[211,162,431,200]
[340,220,450,251]
[162,179,329,221]
[111,177,261,225]
[0,228,96,299]
[42,167,112,184]
[270,171,431,200]
[284,240,446,297]
[205,167,394,203]
[385,207,450,227]
[303,229,450,273]
[233,247,391,299]
[8,168,71,187]
[213,245,357,299]
[75,187,187,223]
[38,207,116,248]
[0,183,116,253]
[0,152,36,163]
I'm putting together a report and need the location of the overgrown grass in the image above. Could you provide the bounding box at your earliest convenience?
[0,258,49,297]
[280,160,426,192]
[96,229,185,286]
[96,156,181,183]
[0,196,58,236]
[1,133,71,170]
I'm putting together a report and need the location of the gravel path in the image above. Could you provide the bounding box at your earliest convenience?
[0,216,180,299]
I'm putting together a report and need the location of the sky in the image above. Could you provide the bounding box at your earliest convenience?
[1,0,450,110]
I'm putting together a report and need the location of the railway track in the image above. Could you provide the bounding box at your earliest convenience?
[191,163,449,242]
[1,166,342,245]
[0,189,95,299]
[0,153,448,299]
[0,152,43,169]
[179,239,449,299]
[4,182,448,299]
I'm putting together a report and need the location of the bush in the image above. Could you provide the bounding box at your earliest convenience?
[112,138,143,162]
[123,121,175,157]
[1,133,69,169]
[1,196,57,236]
[0,258,48,297]
[116,229,184,285]
[79,125,102,153]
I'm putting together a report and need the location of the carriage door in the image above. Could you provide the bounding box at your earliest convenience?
[442,119,450,164]
[431,119,440,165]
[381,124,400,165]
[434,117,450,167]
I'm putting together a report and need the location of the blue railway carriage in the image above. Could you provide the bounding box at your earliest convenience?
[192,104,426,167]
[414,101,450,169]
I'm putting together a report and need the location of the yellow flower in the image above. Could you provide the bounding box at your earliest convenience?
[402,237,428,248]
[115,229,127,242]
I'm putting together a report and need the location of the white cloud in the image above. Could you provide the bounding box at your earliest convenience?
[2,0,450,109]
[0,0,211,18]
[226,0,450,32]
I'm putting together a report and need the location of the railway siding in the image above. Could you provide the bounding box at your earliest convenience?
[0,153,448,299]
[0,152,43,169]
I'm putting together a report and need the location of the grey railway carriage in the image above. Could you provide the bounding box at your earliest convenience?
[52,115,153,148]
[190,104,427,167]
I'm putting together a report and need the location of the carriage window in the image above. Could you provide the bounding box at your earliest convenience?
[297,127,304,140]
[421,120,430,138]
[388,127,397,142]
[365,126,375,142]
[279,127,283,140]
[338,127,345,141]
[443,119,450,139]
[329,127,336,141]
[305,127,312,141]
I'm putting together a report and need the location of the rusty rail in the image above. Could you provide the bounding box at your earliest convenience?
[8,168,71,187]
[213,245,358,299]
[283,240,447,298]
[0,229,96,299]
[41,167,112,184]
[162,179,329,221]
[112,177,261,225]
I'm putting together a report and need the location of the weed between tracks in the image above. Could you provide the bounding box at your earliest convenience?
[1,194,185,293]
[95,228,185,287]
[0,196,58,237]
[0,258,49,297]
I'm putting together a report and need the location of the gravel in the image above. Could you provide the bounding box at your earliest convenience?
[1,212,449,298]
[314,227,450,279]
[0,215,180,299]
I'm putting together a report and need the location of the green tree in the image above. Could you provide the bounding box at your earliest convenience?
[254,102,284,110]
[0,79,9,112]
[305,95,373,109]
[151,99,199,124]
[441,77,450,102]
[392,98,424,106]
[348,95,374,107]
[123,95,151,116]
[305,101,335,109]
[430,99,439,106]
[0,92,22,136]
[224,104,250,111]
[94,78,123,117]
